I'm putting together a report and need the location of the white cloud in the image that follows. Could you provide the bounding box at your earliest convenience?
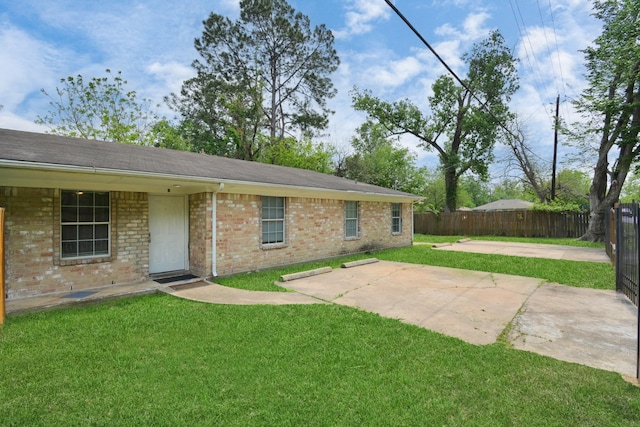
[463,11,491,39]
[0,23,63,109]
[517,26,551,58]
[365,56,424,88]
[0,21,81,131]
[429,40,465,74]
[333,0,390,39]
[435,11,490,41]
[0,111,48,133]
[146,62,194,96]
[144,61,196,117]
[512,0,601,135]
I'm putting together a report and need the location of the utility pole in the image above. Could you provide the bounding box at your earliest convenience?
[551,94,560,201]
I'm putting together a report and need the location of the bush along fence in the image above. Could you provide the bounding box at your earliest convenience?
[608,203,640,379]
[414,210,589,238]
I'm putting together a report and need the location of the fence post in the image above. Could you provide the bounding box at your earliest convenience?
[615,205,622,293]
[632,201,640,380]
[0,207,5,324]
[610,207,616,265]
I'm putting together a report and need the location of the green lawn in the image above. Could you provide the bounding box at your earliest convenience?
[1,294,638,425]
[217,239,615,291]
[0,237,632,425]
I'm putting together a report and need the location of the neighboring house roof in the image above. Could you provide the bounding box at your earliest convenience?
[472,199,534,211]
[0,128,419,202]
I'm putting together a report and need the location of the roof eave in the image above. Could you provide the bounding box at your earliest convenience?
[0,159,422,202]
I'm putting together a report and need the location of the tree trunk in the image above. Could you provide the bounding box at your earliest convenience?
[444,168,457,213]
[580,148,629,242]
[581,205,607,242]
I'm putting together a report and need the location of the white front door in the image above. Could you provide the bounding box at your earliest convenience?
[149,195,188,274]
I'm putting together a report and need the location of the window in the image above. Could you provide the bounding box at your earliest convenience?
[392,203,402,234]
[61,190,110,259]
[262,196,285,245]
[345,201,359,238]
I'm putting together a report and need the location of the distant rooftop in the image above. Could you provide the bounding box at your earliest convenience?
[473,199,534,211]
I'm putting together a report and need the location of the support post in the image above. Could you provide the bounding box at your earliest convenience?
[551,94,560,200]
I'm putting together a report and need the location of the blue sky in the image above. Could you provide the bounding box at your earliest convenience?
[0,0,602,174]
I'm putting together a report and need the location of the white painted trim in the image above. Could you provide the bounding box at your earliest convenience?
[182,194,189,271]
[411,203,415,241]
[211,183,224,277]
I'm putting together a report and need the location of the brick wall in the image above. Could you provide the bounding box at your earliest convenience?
[0,185,413,297]
[215,193,412,275]
[1,187,149,298]
[189,193,212,278]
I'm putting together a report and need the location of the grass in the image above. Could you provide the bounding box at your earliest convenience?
[1,294,638,425]
[215,254,368,292]
[0,236,625,424]
[217,239,615,292]
[377,245,615,290]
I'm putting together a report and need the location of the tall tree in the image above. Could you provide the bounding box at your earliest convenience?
[620,166,640,202]
[490,178,528,201]
[571,0,640,241]
[502,117,548,203]
[419,169,446,213]
[352,30,518,212]
[149,119,193,152]
[169,0,339,159]
[339,121,426,194]
[258,137,335,173]
[36,69,160,145]
[458,175,491,208]
[554,169,590,210]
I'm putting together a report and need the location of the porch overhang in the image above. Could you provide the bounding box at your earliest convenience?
[0,160,421,203]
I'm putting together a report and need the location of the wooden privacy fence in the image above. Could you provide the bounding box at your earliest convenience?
[414,210,589,238]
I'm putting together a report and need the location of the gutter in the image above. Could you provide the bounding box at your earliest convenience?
[0,159,219,185]
[211,183,224,277]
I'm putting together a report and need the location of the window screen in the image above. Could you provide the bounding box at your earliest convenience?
[262,196,285,244]
[61,190,110,258]
[345,201,358,238]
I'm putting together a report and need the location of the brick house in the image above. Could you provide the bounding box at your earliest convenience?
[0,129,420,299]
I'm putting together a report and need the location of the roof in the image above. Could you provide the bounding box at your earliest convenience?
[0,128,419,202]
[473,199,534,211]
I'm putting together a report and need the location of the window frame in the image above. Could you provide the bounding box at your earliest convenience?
[345,200,359,239]
[261,196,286,246]
[391,203,402,234]
[60,190,111,260]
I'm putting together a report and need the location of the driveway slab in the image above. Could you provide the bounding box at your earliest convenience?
[278,261,542,345]
[277,260,637,377]
[508,284,637,377]
[431,240,611,263]
[164,281,324,305]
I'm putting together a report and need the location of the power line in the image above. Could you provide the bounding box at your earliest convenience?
[537,0,561,95]
[383,0,521,143]
[547,0,572,121]
[509,0,554,122]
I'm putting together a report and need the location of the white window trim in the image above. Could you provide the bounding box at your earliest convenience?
[345,201,359,239]
[261,196,286,247]
[60,190,111,260]
[391,203,402,234]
